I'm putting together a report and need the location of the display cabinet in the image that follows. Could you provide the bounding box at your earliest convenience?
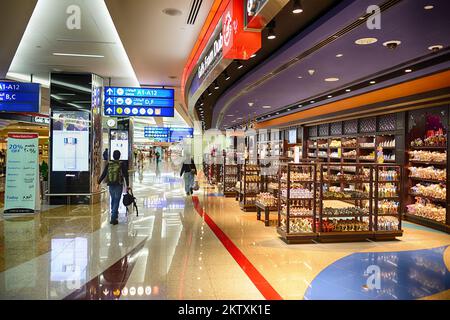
[238,160,261,211]
[405,106,449,233]
[277,163,318,242]
[223,156,238,197]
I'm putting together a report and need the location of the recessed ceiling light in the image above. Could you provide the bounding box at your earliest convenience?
[262,105,271,109]
[298,104,303,108]
[370,80,376,84]
[292,0,303,13]
[325,77,339,82]
[297,76,303,79]
[424,5,434,10]
[267,21,276,40]
[162,8,182,16]
[250,53,256,58]
[310,100,315,103]
[358,16,366,20]
[207,89,212,96]
[346,89,351,92]
[200,102,204,106]
[382,40,402,50]
[53,52,104,58]
[327,95,332,98]
[287,108,291,111]
[237,117,243,120]
[237,61,244,69]
[405,69,412,73]
[428,44,443,51]
[214,81,219,90]
[336,53,343,58]
[355,37,378,45]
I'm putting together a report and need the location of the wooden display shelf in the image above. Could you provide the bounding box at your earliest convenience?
[410,146,447,150]
[359,146,376,149]
[377,196,400,200]
[239,202,257,212]
[372,230,403,240]
[404,213,449,233]
[223,191,236,197]
[409,177,446,184]
[322,197,370,201]
[280,195,314,201]
[409,160,446,166]
[322,214,370,218]
[323,179,370,183]
[317,231,373,243]
[342,146,357,149]
[280,179,314,183]
[379,146,396,149]
[408,193,446,203]
[277,228,317,244]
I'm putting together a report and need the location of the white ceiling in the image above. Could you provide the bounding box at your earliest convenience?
[105,0,214,87]
[7,0,139,87]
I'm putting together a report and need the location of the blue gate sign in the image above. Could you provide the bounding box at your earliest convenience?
[104,86,174,117]
[0,81,40,112]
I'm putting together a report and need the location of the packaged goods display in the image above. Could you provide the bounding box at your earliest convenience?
[256,193,277,207]
[409,166,446,181]
[281,172,311,181]
[360,152,375,160]
[280,217,313,233]
[342,150,357,158]
[411,183,446,200]
[407,202,446,223]
[378,170,398,181]
[318,142,328,148]
[318,151,328,157]
[329,140,341,148]
[323,218,370,232]
[281,205,312,217]
[268,182,279,190]
[410,129,446,147]
[377,216,399,231]
[377,200,399,214]
[245,175,261,182]
[383,154,395,161]
[342,139,357,147]
[378,183,397,197]
[323,190,368,199]
[322,207,369,216]
[378,139,395,148]
[281,188,314,198]
[360,142,375,148]
[409,150,446,163]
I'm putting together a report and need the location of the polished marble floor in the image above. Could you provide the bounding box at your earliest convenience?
[0,160,449,300]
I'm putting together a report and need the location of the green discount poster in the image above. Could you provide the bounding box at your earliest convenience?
[4,133,40,214]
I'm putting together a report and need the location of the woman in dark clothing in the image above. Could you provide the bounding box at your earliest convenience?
[180,157,197,196]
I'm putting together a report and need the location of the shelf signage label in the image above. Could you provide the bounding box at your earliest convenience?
[103,86,174,117]
[0,81,40,112]
[4,132,40,214]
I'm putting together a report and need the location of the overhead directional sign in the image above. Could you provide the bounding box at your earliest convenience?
[144,127,170,141]
[104,86,174,117]
[0,81,40,112]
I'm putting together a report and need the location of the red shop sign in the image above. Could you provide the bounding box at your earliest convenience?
[222,0,261,60]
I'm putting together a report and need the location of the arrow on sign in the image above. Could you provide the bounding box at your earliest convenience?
[106,88,113,95]
[106,107,113,114]
[106,97,113,104]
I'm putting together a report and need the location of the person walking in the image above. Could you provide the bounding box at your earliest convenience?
[98,150,130,225]
[180,156,196,196]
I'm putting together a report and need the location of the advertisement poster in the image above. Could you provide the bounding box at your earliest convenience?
[52,111,90,172]
[4,133,39,213]
[110,130,129,160]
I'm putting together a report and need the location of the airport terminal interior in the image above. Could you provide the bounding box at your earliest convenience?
[0,0,449,301]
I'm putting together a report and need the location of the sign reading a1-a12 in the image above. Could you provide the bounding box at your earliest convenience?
[0,81,40,112]
[104,86,174,117]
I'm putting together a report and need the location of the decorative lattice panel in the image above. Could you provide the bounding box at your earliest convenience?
[344,119,358,134]
[378,114,397,132]
[308,126,318,137]
[359,117,376,133]
[330,122,342,135]
[319,124,329,136]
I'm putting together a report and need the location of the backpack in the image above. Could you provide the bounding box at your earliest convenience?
[107,160,123,184]
[123,188,138,216]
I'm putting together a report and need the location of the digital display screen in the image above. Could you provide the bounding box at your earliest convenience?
[110,130,129,160]
[288,128,297,144]
[51,111,90,172]
[169,128,194,142]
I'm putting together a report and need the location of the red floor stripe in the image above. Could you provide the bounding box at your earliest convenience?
[192,196,283,300]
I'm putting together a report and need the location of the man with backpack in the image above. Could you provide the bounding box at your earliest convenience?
[98,150,130,225]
